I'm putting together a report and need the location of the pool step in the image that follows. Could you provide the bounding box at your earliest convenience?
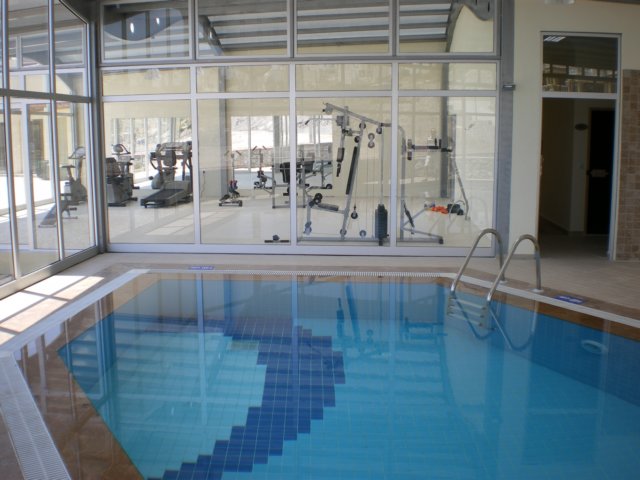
[446,295,491,328]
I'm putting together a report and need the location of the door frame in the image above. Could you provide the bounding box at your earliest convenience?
[540,32,621,260]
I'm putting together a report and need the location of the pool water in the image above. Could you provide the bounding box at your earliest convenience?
[59,275,640,480]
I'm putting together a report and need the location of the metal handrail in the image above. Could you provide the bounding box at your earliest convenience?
[486,234,543,303]
[451,228,505,294]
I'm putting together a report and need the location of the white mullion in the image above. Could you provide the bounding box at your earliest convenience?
[389,61,399,248]
[190,65,202,245]
[289,63,297,246]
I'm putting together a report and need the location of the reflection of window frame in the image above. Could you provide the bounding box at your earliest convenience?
[101,0,192,62]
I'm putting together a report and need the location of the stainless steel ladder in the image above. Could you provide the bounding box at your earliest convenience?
[486,234,543,303]
[448,231,543,331]
[450,228,505,295]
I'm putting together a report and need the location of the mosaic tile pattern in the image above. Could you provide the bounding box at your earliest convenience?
[618,70,640,260]
[150,320,345,480]
[55,277,640,480]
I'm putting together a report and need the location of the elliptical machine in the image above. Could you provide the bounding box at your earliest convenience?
[106,144,138,206]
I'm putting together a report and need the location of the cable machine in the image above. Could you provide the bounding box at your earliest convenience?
[303,103,390,245]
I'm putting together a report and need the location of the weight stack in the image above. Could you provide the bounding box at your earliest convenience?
[375,204,388,246]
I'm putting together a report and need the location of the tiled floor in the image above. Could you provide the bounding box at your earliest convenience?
[0,240,639,479]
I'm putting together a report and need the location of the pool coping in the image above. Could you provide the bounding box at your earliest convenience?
[1,266,640,480]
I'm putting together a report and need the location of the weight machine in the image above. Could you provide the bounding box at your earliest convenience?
[303,103,390,245]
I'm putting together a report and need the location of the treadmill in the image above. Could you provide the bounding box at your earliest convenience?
[140,142,193,208]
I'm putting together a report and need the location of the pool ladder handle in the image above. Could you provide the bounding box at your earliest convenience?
[486,233,543,304]
[448,231,542,331]
[450,228,505,296]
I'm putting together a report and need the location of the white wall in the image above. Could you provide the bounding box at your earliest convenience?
[512,0,640,250]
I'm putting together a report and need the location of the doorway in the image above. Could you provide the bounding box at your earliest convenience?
[539,33,619,259]
[586,109,614,235]
[539,99,615,257]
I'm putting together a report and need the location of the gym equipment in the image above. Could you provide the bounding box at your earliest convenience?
[219,179,243,207]
[400,200,444,244]
[398,122,469,244]
[106,144,138,206]
[406,138,469,221]
[219,150,243,207]
[63,147,88,204]
[140,142,193,208]
[303,103,390,244]
[39,147,87,228]
[251,147,288,209]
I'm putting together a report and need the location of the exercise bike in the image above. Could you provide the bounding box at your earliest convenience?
[39,147,87,227]
[106,144,139,206]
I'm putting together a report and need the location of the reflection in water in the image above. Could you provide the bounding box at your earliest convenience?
[20,275,640,479]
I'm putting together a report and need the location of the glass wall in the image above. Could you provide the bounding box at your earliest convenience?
[198,98,291,244]
[54,0,88,96]
[197,0,288,57]
[397,63,496,247]
[100,1,499,254]
[103,100,193,244]
[57,101,93,254]
[10,100,60,275]
[296,0,390,55]
[0,108,13,285]
[102,0,190,60]
[0,0,94,298]
[8,0,50,92]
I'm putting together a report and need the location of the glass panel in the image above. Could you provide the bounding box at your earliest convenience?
[542,35,618,94]
[399,63,497,90]
[296,0,390,55]
[296,97,391,245]
[0,106,14,284]
[55,1,87,96]
[197,0,287,57]
[102,1,190,61]
[103,100,193,244]
[397,96,495,246]
[198,98,290,245]
[102,68,190,96]
[0,7,3,89]
[399,1,495,54]
[196,65,289,93]
[296,64,392,91]
[10,100,60,274]
[57,102,93,255]
[8,0,50,92]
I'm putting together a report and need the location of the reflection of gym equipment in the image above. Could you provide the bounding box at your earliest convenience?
[106,144,138,206]
[303,103,390,244]
[39,147,87,227]
[219,150,243,207]
[140,142,192,208]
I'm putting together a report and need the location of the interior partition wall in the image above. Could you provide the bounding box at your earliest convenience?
[101,0,500,255]
[0,0,96,299]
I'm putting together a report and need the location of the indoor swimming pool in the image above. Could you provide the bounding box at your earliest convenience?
[14,271,640,479]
